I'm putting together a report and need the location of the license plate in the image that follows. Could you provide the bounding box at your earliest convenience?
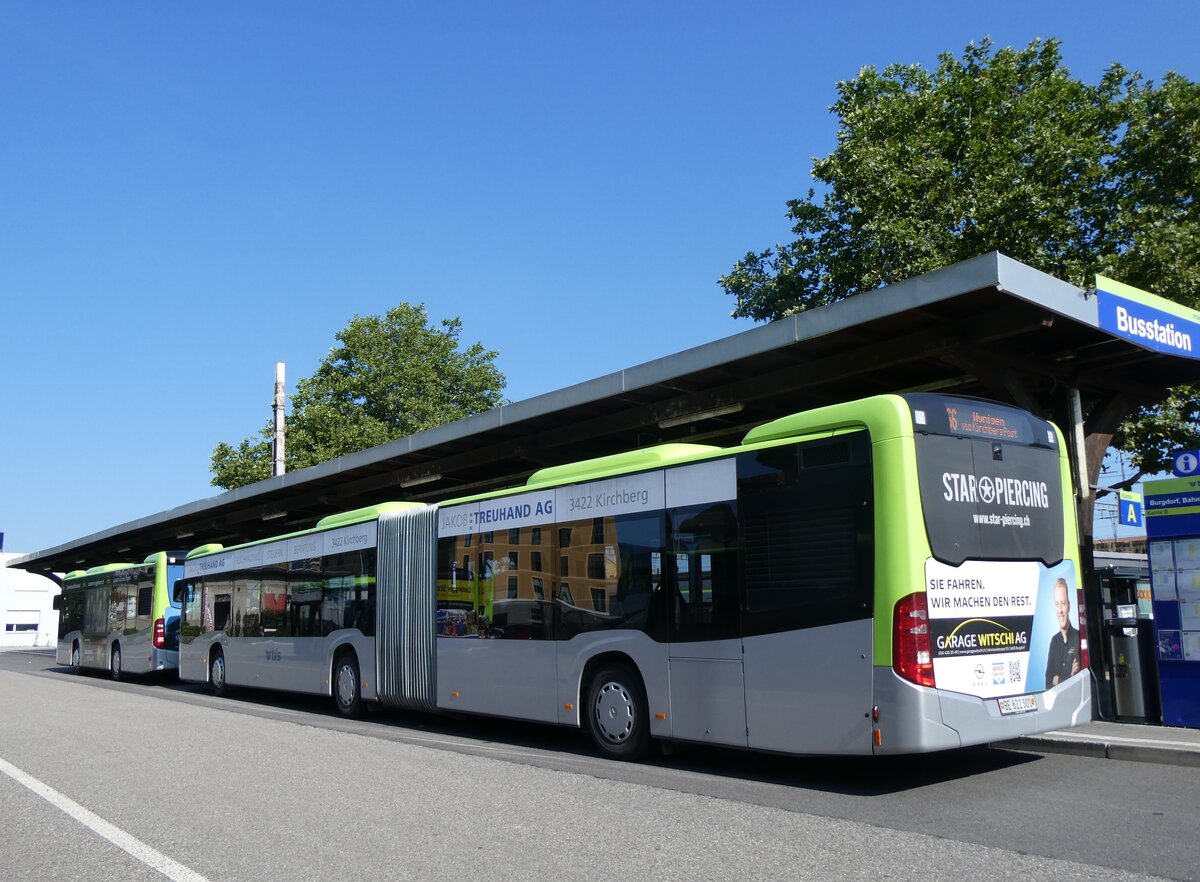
[997,695,1037,715]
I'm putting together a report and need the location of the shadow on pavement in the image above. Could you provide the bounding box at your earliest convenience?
[35,657,1041,794]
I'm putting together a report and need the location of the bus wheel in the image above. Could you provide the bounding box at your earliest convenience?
[584,663,652,761]
[333,651,362,718]
[210,648,228,697]
[71,642,82,674]
[109,645,122,681]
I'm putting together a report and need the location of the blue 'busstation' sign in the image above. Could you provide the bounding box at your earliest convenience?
[1096,275,1200,361]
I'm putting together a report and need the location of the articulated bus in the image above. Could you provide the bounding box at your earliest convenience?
[55,552,183,679]
[175,394,1091,758]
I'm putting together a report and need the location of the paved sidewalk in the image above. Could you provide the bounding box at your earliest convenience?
[0,645,55,653]
[999,719,1200,767]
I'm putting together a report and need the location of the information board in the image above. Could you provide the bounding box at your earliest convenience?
[1144,476,1200,727]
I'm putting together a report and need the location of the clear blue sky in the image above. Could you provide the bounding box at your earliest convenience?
[2,2,1196,554]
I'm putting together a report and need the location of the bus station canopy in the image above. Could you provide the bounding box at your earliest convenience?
[13,252,1200,575]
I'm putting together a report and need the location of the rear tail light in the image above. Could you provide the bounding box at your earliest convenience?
[153,618,166,649]
[893,592,935,688]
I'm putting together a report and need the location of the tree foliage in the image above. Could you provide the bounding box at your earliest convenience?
[210,304,506,489]
[720,38,1200,473]
[1113,387,1200,479]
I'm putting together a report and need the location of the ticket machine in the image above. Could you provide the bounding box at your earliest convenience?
[1093,555,1160,722]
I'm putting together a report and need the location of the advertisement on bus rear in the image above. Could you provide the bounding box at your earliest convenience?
[925,558,1081,698]
[909,396,1066,567]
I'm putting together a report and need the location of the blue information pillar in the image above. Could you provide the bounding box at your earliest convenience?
[1144,477,1200,727]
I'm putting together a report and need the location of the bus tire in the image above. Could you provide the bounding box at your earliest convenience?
[333,651,362,718]
[584,662,653,761]
[70,642,82,674]
[210,648,228,697]
[109,644,122,681]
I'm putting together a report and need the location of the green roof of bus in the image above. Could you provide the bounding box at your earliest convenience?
[522,399,915,491]
[184,397,919,562]
[741,394,912,446]
[525,443,719,489]
[445,398,918,508]
[185,501,424,560]
[83,562,138,575]
[64,552,176,582]
[315,501,423,529]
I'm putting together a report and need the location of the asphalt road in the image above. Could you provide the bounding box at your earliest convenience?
[0,650,1193,881]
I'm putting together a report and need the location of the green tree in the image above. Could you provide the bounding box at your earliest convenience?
[720,38,1199,478]
[210,304,506,489]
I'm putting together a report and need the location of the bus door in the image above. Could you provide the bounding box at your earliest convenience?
[667,501,747,748]
[223,576,267,688]
[737,435,875,755]
[82,580,110,667]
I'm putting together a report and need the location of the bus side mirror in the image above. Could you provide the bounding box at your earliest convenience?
[52,594,64,611]
[172,581,187,603]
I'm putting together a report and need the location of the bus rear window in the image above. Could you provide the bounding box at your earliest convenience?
[904,394,1065,566]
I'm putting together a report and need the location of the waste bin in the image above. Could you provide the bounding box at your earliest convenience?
[1105,616,1161,723]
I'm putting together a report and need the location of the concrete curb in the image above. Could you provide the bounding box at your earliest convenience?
[999,735,1200,768]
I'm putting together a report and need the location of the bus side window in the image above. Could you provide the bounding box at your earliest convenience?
[176,580,193,619]
[669,502,740,643]
[173,579,204,643]
[211,595,229,632]
[737,433,874,635]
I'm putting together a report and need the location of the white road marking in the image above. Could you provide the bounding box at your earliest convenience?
[0,755,210,882]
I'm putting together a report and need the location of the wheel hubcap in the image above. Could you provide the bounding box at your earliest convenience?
[212,657,224,687]
[594,680,634,744]
[336,665,356,707]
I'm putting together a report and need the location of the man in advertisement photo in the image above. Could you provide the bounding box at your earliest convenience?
[1045,577,1080,687]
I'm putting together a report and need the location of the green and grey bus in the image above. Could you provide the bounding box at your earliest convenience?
[175,393,1091,758]
[55,552,183,679]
